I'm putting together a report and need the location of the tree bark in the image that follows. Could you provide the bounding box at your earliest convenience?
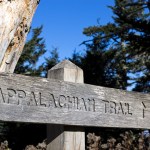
[0,0,39,73]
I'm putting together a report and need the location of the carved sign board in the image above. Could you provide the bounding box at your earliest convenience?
[0,73,150,129]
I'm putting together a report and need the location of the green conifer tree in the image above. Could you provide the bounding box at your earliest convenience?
[41,47,59,77]
[82,0,150,92]
[15,26,46,76]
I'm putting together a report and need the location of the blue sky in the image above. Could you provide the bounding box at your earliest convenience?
[31,0,114,60]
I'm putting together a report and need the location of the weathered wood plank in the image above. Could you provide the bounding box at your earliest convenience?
[47,60,85,150]
[0,73,150,129]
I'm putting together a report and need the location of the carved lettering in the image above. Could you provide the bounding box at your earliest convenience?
[126,103,132,115]
[88,99,95,112]
[103,100,132,116]
[59,95,67,107]
[2,87,135,115]
[28,91,38,106]
[77,97,87,111]
[49,94,58,107]
[110,101,117,114]
[81,98,87,111]
[0,88,6,103]
[39,92,46,107]
[0,87,96,112]
[102,100,109,113]
[17,90,26,105]
[67,96,74,110]
[117,102,124,115]
[7,88,19,105]
[74,97,78,110]
[142,102,146,118]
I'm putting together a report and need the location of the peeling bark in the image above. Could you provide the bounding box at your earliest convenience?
[0,0,39,73]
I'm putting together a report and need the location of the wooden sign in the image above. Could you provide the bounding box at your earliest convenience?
[0,73,150,129]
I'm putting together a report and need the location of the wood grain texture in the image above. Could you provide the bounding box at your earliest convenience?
[0,0,39,73]
[0,73,150,129]
[47,60,85,150]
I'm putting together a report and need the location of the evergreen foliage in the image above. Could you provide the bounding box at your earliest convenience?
[78,0,150,92]
[15,26,46,76]
[70,41,124,89]
[14,26,59,77]
[41,48,59,77]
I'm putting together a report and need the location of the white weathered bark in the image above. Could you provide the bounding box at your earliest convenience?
[0,0,39,73]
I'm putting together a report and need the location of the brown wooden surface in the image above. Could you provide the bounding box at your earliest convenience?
[0,73,150,129]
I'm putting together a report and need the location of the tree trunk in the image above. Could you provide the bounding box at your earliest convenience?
[0,0,39,73]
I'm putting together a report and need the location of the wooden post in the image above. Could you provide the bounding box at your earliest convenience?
[47,60,85,150]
